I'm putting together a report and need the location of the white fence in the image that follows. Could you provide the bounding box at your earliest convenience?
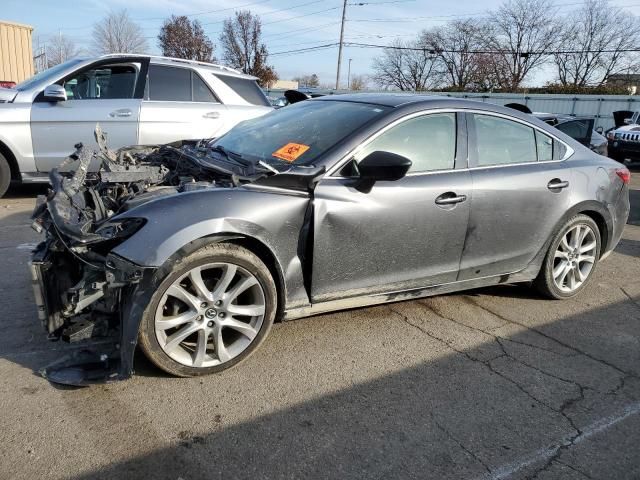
[263,89,640,130]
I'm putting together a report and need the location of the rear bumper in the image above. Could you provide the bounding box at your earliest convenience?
[603,185,630,258]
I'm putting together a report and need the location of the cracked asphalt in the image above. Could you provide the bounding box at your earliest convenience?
[0,171,639,480]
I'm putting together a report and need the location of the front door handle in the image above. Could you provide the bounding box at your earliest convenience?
[547,179,570,190]
[109,109,132,118]
[435,192,467,206]
[203,111,221,119]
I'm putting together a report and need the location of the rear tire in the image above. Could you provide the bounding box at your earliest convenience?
[534,214,601,299]
[0,152,11,198]
[138,243,277,377]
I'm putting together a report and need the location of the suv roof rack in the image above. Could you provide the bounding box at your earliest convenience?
[99,54,243,75]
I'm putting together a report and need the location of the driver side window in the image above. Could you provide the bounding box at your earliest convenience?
[355,113,457,173]
[61,64,137,100]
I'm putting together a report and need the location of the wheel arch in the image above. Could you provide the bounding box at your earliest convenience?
[577,209,609,257]
[0,139,20,181]
[516,200,612,281]
[154,233,287,321]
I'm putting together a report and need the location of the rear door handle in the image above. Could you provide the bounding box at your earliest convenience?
[203,111,221,119]
[109,109,132,118]
[435,192,467,206]
[547,179,569,190]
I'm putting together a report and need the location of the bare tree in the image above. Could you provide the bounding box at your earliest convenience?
[371,39,442,91]
[421,19,489,90]
[47,34,79,67]
[350,74,367,90]
[158,16,215,62]
[92,9,148,55]
[554,0,640,87]
[482,0,558,89]
[219,11,277,86]
[293,74,320,88]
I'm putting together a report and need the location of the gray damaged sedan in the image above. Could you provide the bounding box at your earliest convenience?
[30,94,630,385]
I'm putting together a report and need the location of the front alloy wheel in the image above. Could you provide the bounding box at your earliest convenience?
[155,263,266,368]
[139,243,276,377]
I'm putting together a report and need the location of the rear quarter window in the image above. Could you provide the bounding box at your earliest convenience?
[214,74,270,106]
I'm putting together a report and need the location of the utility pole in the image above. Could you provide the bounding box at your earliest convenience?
[335,0,348,90]
[347,58,353,90]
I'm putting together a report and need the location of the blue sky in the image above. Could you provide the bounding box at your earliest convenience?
[3,0,640,87]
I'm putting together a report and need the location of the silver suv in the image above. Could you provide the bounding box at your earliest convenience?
[0,54,273,197]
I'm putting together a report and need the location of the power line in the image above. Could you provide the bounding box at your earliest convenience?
[270,43,339,56]
[133,0,275,21]
[200,0,329,26]
[347,0,640,22]
[344,41,640,55]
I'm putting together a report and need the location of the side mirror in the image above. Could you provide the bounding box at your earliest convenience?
[595,126,604,134]
[43,84,67,102]
[624,117,633,125]
[357,151,412,182]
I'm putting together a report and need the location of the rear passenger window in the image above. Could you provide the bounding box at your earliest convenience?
[192,73,218,102]
[148,65,191,101]
[356,113,456,173]
[147,65,218,102]
[473,114,537,166]
[214,74,270,106]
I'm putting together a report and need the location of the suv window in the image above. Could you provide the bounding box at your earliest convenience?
[62,64,137,100]
[356,113,456,173]
[214,74,270,106]
[473,114,537,166]
[147,65,219,102]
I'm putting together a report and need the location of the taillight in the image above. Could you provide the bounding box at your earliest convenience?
[616,167,631,185]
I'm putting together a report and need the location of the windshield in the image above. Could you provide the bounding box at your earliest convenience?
[211,100,390,169]
[16,58,85,91]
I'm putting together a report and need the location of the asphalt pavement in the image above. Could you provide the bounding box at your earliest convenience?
[0,173,638,480]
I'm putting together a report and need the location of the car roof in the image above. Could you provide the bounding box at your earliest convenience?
[313,92,445,107]
[312,93,545,121]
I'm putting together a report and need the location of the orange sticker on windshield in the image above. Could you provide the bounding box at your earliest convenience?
[272,143,310,162]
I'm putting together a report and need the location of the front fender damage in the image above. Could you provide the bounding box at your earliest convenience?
[30,126,265,386]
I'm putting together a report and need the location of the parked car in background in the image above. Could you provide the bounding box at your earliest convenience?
[533,114,608,157]
[30,94,630,384]
[0,54,273,197]
[606,110,640,163]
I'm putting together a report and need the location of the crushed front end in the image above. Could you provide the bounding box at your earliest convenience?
[30,128,259,385]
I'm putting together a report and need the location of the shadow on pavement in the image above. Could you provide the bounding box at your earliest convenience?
[57,296,640,480]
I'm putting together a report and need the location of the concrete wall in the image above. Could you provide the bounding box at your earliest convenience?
[0,20,34,83]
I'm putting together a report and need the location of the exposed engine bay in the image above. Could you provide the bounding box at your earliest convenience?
[29,126,272,384]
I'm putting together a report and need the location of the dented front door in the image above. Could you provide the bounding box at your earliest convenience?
[310,170,471,303]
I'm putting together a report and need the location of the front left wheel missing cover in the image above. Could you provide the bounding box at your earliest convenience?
[138,243,276,377]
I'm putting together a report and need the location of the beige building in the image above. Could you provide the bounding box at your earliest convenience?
[0,20,34,83]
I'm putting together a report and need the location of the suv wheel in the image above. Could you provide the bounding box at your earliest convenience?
[138,243,277,377]
[0,152,11,198]
[534,214,601,299]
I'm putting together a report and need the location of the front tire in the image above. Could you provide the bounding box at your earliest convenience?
[138,243,277,377]
[0,152,11,198]
[534,214,601,299]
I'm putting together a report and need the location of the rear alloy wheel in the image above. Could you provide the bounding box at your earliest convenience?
[139,243,276,377]
[535,215,601,299]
